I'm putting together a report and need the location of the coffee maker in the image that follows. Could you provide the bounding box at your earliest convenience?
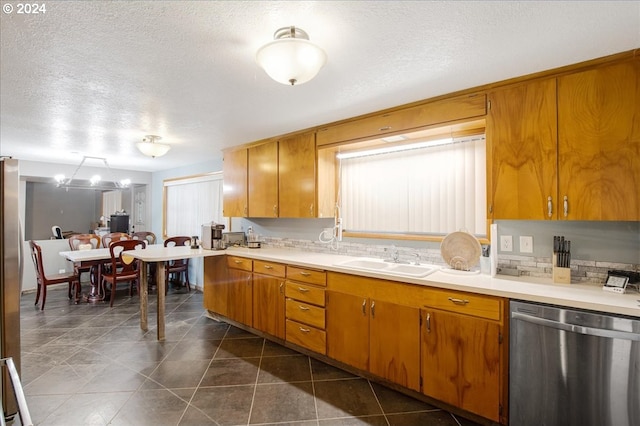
[201,222,226,250]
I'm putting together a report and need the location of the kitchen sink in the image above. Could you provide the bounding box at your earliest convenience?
[334,258,438,278]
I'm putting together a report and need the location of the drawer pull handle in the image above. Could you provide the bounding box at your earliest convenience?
[299,327,310,333]
[234,260,243,264]
[300,272,311,277]
[362,299,366,315]
[264,265,273,269]
[371,301,375,318]
[426,313,431,332]
[298,305,310,311]
[279,282,284,294]
[297,287,309,293]
[448,297,469,305]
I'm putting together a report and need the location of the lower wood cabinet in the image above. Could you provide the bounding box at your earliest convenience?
[226,256,253,327]
[252,260,286,339]
[204,258,507,425]
[327,289,421,392]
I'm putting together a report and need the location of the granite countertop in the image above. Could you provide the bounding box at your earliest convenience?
[223,246,640,318]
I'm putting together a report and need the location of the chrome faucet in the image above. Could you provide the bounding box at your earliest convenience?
[385,245,405,263]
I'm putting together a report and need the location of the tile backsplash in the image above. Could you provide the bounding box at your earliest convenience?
[261,236,638,285]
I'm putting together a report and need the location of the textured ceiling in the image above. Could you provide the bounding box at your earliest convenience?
[1,1,638,173]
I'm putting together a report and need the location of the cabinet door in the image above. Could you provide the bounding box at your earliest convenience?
[222,148,248,217]
[369,300,420,392]
[252,273,285,339]
[326,291,369,371]
[558,60,640,220]
[279,132,316,218]
[487,79,558,219]
[421,309,501,422]
[248,140,278,217]
[203,256,229,316]
[227,268,253,326]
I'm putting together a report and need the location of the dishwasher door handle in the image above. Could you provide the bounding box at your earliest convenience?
[512,311,640,341]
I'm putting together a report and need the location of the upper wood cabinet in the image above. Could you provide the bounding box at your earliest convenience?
[489,58,640,221]
[557,60,640,220]
[279,132,317,218]
[248,140,279,217]
[316,93,487,147]
[487,78,558,220]
[222,148,248,217]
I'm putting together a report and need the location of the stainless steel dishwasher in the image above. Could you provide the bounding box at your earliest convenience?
[510,300,640,426]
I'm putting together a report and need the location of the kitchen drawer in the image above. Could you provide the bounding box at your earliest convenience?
[286,266,326,286]
[285,282,326,307]
[286,298,326,329]
[227,256,253,272]
[426,289,503,321]
[253,260,286,278]
[286,319,326,355]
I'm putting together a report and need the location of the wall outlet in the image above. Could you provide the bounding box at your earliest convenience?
[520,236,533,253]
[500,235,513,252]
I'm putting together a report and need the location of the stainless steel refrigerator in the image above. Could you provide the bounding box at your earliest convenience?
[1,158,21,419]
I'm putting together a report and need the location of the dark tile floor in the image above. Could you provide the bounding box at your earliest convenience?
[16,284,481,426]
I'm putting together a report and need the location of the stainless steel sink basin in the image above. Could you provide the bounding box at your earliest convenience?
[334,258,438,278]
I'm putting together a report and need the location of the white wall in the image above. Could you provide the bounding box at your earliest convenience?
[21,239,74,292]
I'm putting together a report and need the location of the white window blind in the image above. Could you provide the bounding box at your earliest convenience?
[164,173,224,237]
[340,136,486,236]
[102,191,122,218]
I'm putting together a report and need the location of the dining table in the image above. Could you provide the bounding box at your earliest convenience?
[60,244,223,340]
[59,246,112,303]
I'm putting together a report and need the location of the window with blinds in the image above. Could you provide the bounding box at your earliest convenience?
[340,135,486,237]
[163,172,225,238]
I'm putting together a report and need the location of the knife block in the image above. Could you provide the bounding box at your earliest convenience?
[552,254,571,284]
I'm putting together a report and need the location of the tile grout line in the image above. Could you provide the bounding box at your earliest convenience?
[367,379,391,426]
[308,356,321,426]
[245,337,267,426]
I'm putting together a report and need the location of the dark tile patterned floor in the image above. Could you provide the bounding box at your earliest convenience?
[16,285,481,426]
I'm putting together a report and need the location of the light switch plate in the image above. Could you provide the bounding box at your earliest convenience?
[500,235,513,252]
[520,236,533,253]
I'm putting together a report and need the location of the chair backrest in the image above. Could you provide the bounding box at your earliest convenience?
[51,225,63,239]
[29,240,45,283]
[68,234,101,250]
[108,239,145,274]
[164,236,191,248]
[102,232,131,248]
[131,231,156,246]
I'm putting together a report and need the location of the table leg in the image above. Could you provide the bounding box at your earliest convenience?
[156,262,166,341]
[140,260,148,332]
[83,261,104,303]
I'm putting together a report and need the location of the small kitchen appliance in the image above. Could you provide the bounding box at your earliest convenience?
[201,222,226,250]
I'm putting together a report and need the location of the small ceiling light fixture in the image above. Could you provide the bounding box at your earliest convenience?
[256,26,327,86]
[136,134,171,158]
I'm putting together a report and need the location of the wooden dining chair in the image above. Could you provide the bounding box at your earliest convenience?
[101,239,145,307]
[164,236,191,292]
[67,233,102,285]
[131,231,156,246]
[101,232,131,248]
[29,240,80,310]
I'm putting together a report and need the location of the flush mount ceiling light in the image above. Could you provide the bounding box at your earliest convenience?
[256,26,327,86]
[136,135,171,158]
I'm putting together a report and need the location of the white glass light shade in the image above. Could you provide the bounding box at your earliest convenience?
[136,141,171,158]
[256,37,327,86]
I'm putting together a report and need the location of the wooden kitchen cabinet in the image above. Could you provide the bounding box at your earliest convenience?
[557,60,640,220]
[226,256,253,326]
[248,140,279,217]
[279,131,317,218]
[252,260,286,339]
[487,78,558,220]
[284,265,327,354]
[326,276,421,392]
[316,93,487,146]
[421,288,506,424]
[203,255,229,316]
[222,148,248,217]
